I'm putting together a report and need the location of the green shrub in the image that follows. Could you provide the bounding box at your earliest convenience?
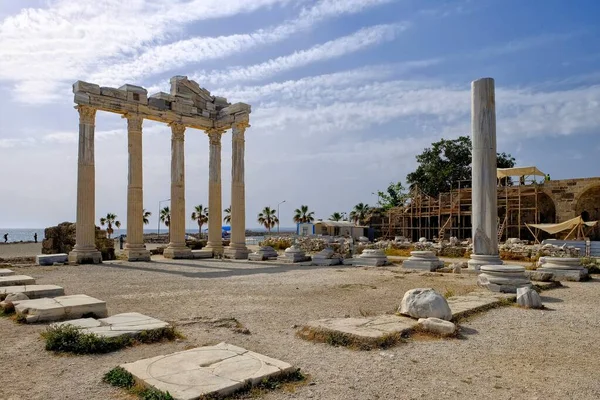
[103,367,174,400]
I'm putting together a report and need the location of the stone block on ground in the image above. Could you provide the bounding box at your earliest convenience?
[399,288,452,321]
[417,317,456,336]
[36,253,68,266]
[4,293,29,303]
[13,294,108,323]
[446,291,513,319]
[311,248,341,266]
[121,342,295,400]
[0,285,64,301]
[191,250,213,259]
[353,249,389,266]
[402,251,444,271]
[248,246,278,261]
[0,269,14,277]
[477,265,532,293]
[537,257,589,281]
[277,245,310,263]
[516,287,543,309]
[526,270,554,282]
[0,275,36,287]
[53,312,169,338]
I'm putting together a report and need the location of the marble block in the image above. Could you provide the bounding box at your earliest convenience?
[36,253,68,266]
[13,294,108,323]
[0,275,36,287]
[0,269,15,276]
[477,265,532,293]
[53,312,169,338]
[303,315,418,341]
[0,284,64,301]
[248,246,278,261]
[537,257,589,281]
[277,246,310,263]
[353,249,389,266]
[402,251,444,271]
[468,254,503,271]
[312,248,341,266]
[121,342,295,400]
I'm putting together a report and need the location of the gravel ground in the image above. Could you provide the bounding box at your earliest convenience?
[1,259,599,400]
[0,243,42,258]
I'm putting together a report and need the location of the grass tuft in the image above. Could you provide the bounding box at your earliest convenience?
[42,324,181,354]
[103,367,174,399]
[297,326,406,351]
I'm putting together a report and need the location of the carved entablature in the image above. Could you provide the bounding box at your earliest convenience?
[72,76,250,131]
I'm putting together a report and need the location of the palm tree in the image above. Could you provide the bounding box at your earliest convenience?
[257,207,279,233]
[223,206,231,224]
[329,212,343,221]
[160,206,171,240]
[99,213,121,238]
[191,204,209,236]
[349,203,370,226]
[293,205,315,224]
[142,209,152,225]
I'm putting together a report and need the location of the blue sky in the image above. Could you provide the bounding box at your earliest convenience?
[0,0,599,229]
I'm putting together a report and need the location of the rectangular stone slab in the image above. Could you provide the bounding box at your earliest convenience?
[121,342,295,400]
[36,253,68,266]
[0,269,14,276]
[0,285,64,300]
[447,291,515,320]
[0,275,35,287]
[53,312,170,338]
[305,314,418,340]
[14,294,107,323]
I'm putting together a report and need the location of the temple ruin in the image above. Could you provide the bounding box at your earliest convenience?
[68,76,251,264]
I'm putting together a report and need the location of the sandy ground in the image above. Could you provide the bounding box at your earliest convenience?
[0,243,42,258]
[1,257,599,400]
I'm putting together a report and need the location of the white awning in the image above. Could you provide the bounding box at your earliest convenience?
[497,166,545,178]
[527,216,597,235]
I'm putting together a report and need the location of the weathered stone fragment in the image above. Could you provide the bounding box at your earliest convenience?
[417,317,456,336]
[399,288,452,321]
[73,80,100,94]
[36,253,68,266]
[516,287,543,309]
[14,294,108,323]
[477,265,532,293]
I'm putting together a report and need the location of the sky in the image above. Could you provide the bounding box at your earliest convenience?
[0,0,599,230]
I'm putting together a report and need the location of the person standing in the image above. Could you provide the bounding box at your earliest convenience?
[3,233,8,243]
[34,233,38,243]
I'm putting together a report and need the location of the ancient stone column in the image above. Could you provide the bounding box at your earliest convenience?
[224,122,249,259]
[468,77,503,270]
[123,114,151,261]
[68,105,102,264]
[205,128,225,255]
[164,123,192,259]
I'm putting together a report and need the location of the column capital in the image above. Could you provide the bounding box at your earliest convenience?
[123,113,143,132]
[170,122,186,140]
[233,121,250,131]
[77,105,96,125]
[205,128,225,145]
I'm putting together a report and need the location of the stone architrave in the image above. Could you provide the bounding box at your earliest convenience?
[68,105,102,264]
[224,122,250,259]
[124,114,151,261]
[248,246,278,261]
[205,129,225,256]
[312,248,341,266]
[468,77,503,271]
[354,249,389,266]
[402,251,444,271]
[477,265,531,293]
[164,123,192,259]
[277,245,310,263]
[537,257,589,281]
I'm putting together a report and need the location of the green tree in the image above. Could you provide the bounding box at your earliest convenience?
[99,213,120,238]
[293,205,315,223]
[142,209,152,225]
[257,207,279,233]
[191,204,209,235]
[329,212,343,221]
[377,182,409,210]
[223,206,231,224]
[406,136,516,196]
[159,206,171,241]
[349,203,370,226]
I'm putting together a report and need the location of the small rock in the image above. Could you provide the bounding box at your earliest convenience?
[450,262,464,274]
[516,287,543,309]
[418,317,457,336]
[528,270,553,282]
[399,288,452,321]
[5,292,29,302]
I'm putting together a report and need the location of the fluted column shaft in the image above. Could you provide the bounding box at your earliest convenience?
[69,105,101,264]
[206,129,224,254]
[124,114,150,261]
[225,122,249,259]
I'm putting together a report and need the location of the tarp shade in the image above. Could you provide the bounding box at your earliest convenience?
[497,166,545,178]
[527,216,597,235]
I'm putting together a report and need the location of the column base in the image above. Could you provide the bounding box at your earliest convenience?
[123,246,151,262]
[468,254,503,271]
[68,248,102,265]
[224,245,250,260]
[204,242,224,256]
[164,244,193,259]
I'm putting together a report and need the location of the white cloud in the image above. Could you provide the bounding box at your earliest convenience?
[0,137,36,148]
[43,132,77,144]
[191,23,409,85]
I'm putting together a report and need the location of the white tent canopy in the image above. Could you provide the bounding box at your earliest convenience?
[497,166,545,179]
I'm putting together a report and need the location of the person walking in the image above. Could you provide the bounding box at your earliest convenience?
[3,233,8,243]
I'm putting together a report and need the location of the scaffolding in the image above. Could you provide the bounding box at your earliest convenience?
[384,176,547,242]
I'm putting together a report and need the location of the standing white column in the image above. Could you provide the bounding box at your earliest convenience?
[468,77,503,270]
[224,122,249,259]
[164,123,192,259]
[205,128,225,255]
[124,114,151,261]
[68,105,102,264]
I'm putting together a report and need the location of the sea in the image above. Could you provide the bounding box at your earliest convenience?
[0,227,297,243]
